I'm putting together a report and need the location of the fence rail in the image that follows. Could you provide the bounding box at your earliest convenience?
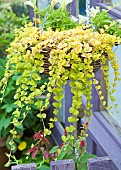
[11,157,114,170]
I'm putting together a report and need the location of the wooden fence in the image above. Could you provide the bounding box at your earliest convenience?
[11,156,114,170]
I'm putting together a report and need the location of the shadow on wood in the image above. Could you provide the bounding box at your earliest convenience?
[50,159,74,170]
[88,156,114,170]
[11,163,36,170]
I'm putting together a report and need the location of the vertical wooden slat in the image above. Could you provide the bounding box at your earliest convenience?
[50,160,74,170]
[11,163,36,170]
[88,156,114,170]
[65,81,73,127]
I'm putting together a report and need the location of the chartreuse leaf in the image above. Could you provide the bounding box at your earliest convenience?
[54,94,64,101]
[53,87,63,94]
[61,135,67,142]
[48,123,54,128]
[69,107,75,113]
[53,109,58,115]
[44,128,51,136]
[50,117,57,122]
[22,70,30,77]
[66,125,76,132]
[93,79,98,84]
[6,135,17,154]
[68,116,78,122]
[32,72,40,81]
[52,101,62,108]
[37,113,46,119]
[14,93,20,99]
[35,100,43,107]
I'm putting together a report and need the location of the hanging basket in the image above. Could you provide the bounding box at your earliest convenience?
[41,47,101,76]
[22,25,112,77]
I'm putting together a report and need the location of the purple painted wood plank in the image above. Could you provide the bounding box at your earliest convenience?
[11,163,36,170]
[94,112,121,150]
[65,81,73,127]
[88,156,113,170]
[71,0,76,16]
[97,3,121,19]
[86,115,121,170]
[29,6,34,22]
[91,70,100,112]
[52,121,64,144]
[50,159,74,170]
[91,1,121,19]
[90,0,99,8]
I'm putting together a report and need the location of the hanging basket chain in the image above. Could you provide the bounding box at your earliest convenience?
[40,0,52,33]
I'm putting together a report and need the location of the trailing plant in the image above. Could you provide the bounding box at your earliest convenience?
[0,56,48,155]
[1,1,121,168]
[0,57,20,139]
[1,22,121,166]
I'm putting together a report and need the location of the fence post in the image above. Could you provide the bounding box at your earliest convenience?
[88,156,114,170]
[50,159,74,170]
[11,163,36,170]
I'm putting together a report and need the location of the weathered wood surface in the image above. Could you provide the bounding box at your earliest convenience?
[11,156,114,170]
[11,163,36,170]
[88,156,114,170]
[50,159,74,170]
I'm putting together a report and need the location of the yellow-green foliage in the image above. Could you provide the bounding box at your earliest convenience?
[0,22,121,160]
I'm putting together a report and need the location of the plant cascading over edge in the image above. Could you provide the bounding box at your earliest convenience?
[0,1,121,165]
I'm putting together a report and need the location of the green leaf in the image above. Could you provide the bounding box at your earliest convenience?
[40,164,50,170]
[66,153,75,159]
[58,150,67,160]
[49,146,59,154]
[78,151,97,164]
[3,104,14,113]
[16,124,24,130]
[77,163,87,170]
[14,137,21,144]
[0,117,5,131]
[6,136,17,154]
[4,117,11,129]
[6,104,15,113]
[5,85,15,96]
